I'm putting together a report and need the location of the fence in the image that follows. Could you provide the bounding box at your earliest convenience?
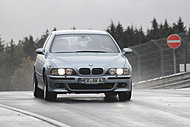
[127,33,190,82]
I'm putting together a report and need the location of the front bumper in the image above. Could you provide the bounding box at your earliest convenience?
[47,75,132,93]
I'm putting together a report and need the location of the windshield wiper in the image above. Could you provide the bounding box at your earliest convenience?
[74,50,107,53]
[53,51,108,53]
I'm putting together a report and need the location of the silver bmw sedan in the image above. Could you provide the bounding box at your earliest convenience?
[33,30,132,101]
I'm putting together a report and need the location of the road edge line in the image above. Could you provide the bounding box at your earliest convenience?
[0,103,70,127]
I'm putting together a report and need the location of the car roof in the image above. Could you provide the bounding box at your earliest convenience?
[52,30,109,35]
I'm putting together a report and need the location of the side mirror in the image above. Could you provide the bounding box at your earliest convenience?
[122,48,132,55]
[36,48,44,55]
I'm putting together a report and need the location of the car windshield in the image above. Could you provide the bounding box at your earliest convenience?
[50,34,119,53]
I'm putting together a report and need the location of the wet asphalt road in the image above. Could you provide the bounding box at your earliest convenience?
[0,89,190,127]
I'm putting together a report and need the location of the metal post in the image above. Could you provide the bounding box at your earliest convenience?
[181,37,187,72]
[184,39,188,72]
[184,32,189,72]
[173,49,176,73]
[137,56,141,81]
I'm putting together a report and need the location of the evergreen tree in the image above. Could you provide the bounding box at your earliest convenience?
[11,57,34,90]
[171,17,186,34]
[146,28,151,41]
[123,26,135,47]
[0,36,5,88]
[115,22,124,48]
[137,27,147,44]
[36,30,49,48]
[159,23,165,37]
[1,40,18,90]
[163,19,170,36]
[152,18,159,31]
[0,35,4,53]
[148,18,161,39]
[22,35,36,60]
[106,21,116,40]
[9,39,16,67]
[171,22,178,33]
[176,17,186,33]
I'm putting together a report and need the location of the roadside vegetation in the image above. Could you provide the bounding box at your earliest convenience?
[0,17,189,90]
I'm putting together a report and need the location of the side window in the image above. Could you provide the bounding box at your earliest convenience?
[44,35,52,53]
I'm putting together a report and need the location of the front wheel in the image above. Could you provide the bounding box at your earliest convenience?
[33,72,43,98]
[104,92,117,102]
[43,75,57,101]
[118,91,131,101]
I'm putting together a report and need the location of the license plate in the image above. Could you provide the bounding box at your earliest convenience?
[78,78,105,84]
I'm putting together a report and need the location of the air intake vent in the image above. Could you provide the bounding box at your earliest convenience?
[79,68,90,75]
[68,83,114,89]
[92,68,103,75]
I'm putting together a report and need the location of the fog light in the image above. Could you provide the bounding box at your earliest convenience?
[54,83,65,88]
[118,83,127,88]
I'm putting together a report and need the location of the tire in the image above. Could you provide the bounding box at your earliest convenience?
[118,91,131,101]
[43,75,57,101]
[104,92,117,102]
[33,72,43,98]
[105,92,117,98]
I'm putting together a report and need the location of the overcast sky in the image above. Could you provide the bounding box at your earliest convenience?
[0,0,189,43]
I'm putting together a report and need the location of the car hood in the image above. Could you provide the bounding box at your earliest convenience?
[48,53,128,69]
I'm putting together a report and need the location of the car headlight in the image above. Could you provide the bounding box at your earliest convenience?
[51,69,58,75]
[108,68,129,75]
[51,68,74,75]
[123,68,130,75]
[109,68,116,75]
[116,68,123,75]
[66,68,72,75]
[58,69,65,75]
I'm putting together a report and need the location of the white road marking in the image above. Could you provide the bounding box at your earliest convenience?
[0,103,71,127]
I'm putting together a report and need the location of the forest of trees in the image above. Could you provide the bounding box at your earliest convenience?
[0,17,189,90]
[106,17,187,48]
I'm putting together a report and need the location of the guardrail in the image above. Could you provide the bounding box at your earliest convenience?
[133,72,190,89]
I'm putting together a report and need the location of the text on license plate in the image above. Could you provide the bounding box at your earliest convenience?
[78,78,105,84]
